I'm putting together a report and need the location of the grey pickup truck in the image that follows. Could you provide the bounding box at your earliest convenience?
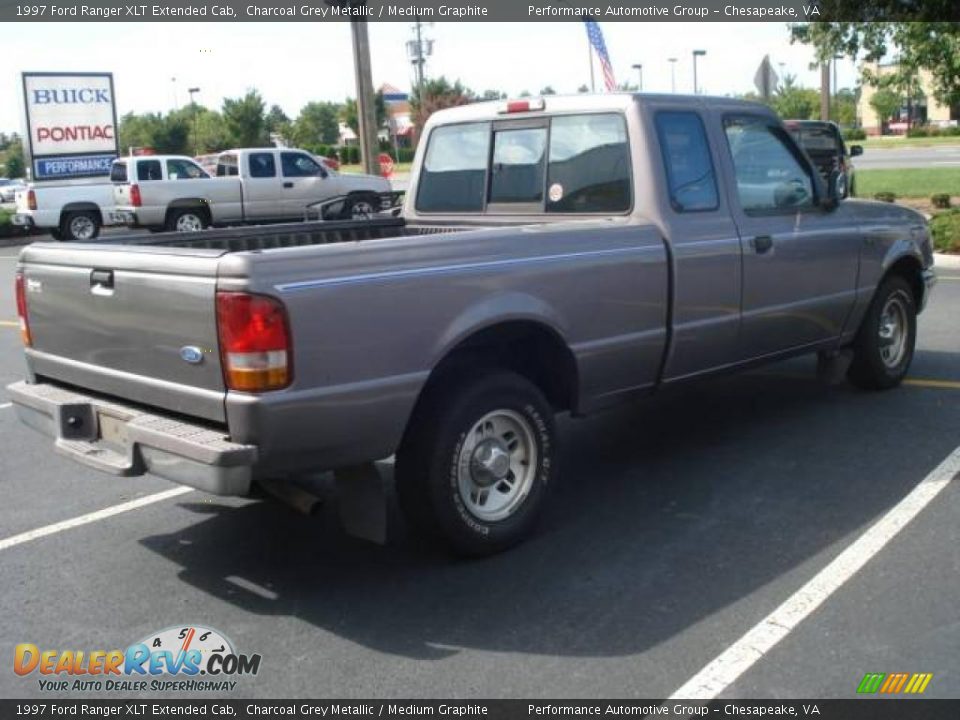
[9,94,936,555]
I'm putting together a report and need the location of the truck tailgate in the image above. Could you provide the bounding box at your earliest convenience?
[19,243,229,423]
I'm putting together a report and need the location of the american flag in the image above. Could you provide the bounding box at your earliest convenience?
[584,18,617,92]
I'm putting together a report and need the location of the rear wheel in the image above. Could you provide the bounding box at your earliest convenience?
[848,275,916,390]
[396,370,556,556]
[166,208,208,233]
[61,211,100,241]
[341,194,378,221]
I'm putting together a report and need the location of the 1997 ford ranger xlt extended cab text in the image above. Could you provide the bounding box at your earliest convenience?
[9,95,936,555]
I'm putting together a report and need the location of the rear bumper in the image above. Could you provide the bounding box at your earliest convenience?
[7,380,257,496]
[109,209,138,226]
[12,213,35,228]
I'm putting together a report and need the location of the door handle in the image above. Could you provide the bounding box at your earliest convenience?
[751,235,774,254]
[283,182,294,189]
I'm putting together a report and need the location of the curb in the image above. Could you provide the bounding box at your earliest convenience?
[934,253,960,269]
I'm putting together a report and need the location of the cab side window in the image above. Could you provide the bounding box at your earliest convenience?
[655,111,718,212]
[724,116,814,213]
[166,159,207,180]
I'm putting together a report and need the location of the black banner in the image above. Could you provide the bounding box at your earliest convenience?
[0,0,957,22]
[4,700,960,719]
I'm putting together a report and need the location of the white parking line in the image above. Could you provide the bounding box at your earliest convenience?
[669,445,960,700]
[0,486,194,552]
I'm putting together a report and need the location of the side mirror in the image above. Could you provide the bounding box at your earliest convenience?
[822,169,842,210]
[849,145,863,157]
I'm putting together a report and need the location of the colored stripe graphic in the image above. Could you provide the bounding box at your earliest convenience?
[858,672,932,694]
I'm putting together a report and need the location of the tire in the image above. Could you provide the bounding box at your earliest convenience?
[848,275,917,390]
[60,211,100,241]
[341,194,378,221]
[396,370,556,556]
[166,208,208,233]
[48,228,63,241]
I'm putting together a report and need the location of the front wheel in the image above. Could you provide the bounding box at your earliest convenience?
[396,370,556,556]
[61,211,100,241]
[341,194,378,221]
[848,275,917,390]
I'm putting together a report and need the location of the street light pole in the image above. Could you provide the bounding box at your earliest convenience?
[668,58,677,93]
[188,87,200,155]
[692,50,706,94]
[632,63,643,92]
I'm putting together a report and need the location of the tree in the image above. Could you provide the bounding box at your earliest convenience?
[221,90,267,147]
[771,74,819,120]
[342,91,386,136]
[616,81,639,92]
[2,139,25,179]
[290,102,341,147]
[577,84,590,93]
[539,86,557,95]
[479,90,506,101]
[791,22,960,110]
[410,77,474,140]
[869,88,902,131]
[265,105,290,134]
[118,112,190,154]
[833,87,859,126]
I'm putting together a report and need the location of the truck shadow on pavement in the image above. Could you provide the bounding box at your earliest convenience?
[139,354,960,660]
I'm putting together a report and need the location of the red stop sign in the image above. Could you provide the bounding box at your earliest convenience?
[378,153,394,178]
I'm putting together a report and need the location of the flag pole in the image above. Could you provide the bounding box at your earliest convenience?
[587,37,595,91]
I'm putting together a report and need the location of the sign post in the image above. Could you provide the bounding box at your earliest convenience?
[21,72,119,182]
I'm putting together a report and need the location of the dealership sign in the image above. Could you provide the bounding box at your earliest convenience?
[21,72,119,180]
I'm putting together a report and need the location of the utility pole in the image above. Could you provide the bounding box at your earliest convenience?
[692,50,706,94]
[668,58,677,93]
[632,63,643,92]
[414,21,425,88]
[351,16,380,176]
[820,62,830,121]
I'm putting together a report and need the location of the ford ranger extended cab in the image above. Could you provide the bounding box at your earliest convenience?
[9,94,936,555]
[109,148,391,232]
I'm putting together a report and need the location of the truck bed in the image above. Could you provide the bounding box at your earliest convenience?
[89,216,476,252]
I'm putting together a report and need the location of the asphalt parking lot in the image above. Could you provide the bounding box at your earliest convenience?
[0,244,957,700]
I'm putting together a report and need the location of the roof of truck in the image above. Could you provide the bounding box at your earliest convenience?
[423,92,774,128]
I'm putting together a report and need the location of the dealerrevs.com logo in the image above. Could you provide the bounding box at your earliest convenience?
[14,625,261,693]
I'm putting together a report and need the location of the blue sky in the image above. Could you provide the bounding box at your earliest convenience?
[1,21,861,134]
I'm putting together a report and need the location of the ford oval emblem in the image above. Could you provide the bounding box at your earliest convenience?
[179,346,205,365]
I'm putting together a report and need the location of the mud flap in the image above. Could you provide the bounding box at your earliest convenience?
[335,462,389,545]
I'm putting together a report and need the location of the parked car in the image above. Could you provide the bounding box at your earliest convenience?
[110,148,392,232]
[9,94,934,555]
[0,178,26,203]
[785,120,862,198]
[12,179,118,240]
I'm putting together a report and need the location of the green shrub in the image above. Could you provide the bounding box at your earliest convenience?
[874,191,897,203]
[398,148,415,164]
[906,126,931,138]
[842,128,867,141]
[943,126,960,137]
[931,193,952,209]
[930,209,960,253]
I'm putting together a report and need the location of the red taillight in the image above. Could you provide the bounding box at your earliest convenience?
[15,272,32,347]
[216,291,292,392]
[27,189,37,211]
[130,184,142,207]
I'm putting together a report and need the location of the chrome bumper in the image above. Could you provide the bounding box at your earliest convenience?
[12,213,34,228]
[109,210,138,225]
[7,380,257,496]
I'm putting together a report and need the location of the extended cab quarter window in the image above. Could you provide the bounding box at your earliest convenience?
[249,152,276,178]
[136,159,163,182]
[724,116,814,213]
[547,113,630,213]
[109,161,127,183]
[416,122,490,213]
[655,111,718,212]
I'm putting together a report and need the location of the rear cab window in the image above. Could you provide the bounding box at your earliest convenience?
[217,154,239,177]
[416,112,632,215]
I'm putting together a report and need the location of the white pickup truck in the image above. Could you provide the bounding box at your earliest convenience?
[12,179,117,241]
[110,148,392,232]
